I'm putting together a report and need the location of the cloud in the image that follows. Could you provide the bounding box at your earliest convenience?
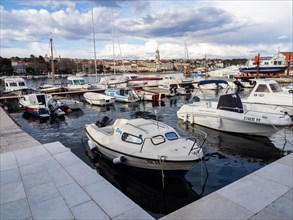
[278,35,288,40]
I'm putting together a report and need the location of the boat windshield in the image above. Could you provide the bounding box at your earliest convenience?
[255,85,270,93]
[269,83,282,93]
[18,82,25,86]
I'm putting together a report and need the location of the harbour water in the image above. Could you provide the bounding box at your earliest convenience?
[8,77,293,218]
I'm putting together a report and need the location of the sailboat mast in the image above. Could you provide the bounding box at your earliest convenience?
[112,12,116,75]
[91,7,98,82]
[50,32,55,86]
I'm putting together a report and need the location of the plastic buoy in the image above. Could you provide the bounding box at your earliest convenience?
[66,108,72,113]
[113,155,126,164]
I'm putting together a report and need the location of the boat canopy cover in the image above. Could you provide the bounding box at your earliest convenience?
[217,93,243,113]
[198,79,228,86]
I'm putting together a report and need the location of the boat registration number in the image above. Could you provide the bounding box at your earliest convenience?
[147,160,160,164]
[244,116,261,122]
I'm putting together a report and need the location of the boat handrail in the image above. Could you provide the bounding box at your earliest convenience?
[186,128,207,155]
[126,122,149,134]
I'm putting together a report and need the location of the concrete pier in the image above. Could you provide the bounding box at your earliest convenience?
[1,107,292,219]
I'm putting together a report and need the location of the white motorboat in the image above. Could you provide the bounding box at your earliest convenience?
[85,117,205,171]
[19,93,65,118]
[104,88,140,103]
[83,92,115,106]
[66,76,90,91]
[177,80,292,137]
[57,98,83,111]
[3,77,29,95]
[242,79,293,116]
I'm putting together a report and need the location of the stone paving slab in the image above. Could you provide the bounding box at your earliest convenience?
[161,153,293,220]
[0,142,154,220]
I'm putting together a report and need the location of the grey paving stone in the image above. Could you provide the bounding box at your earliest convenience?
[54,150,84,167]
[22,170,52,189]
[254,161,293,188]
[0,181,26,205]
[218,173,290,213]
[84,180,139,218]
[0,198,31,220]
[43,142,70,155]
[41,158,64,173]
[30,196,74,220]
[265,194,293,219]
[49,168,75,187]
[283,189,292,200]
[19,161,44,176]
[14,146,51,166]
[276,153,293,167]
[65,162,104,186]
[161,192,254,220]
[26,182,60,205]
[59,182,91,208]
[0,152,17,171]
[71,200,110,220]
[114,207,155,220]
[0,167,21,186]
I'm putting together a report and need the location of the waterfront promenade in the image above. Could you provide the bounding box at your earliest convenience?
[1,107,292,219]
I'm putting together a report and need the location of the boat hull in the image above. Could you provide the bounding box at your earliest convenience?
[177,105,292,137]
[87,138,201,171]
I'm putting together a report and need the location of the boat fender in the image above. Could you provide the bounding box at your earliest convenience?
[289,90,293,94]
[87,140,96,151]
[113,155,126,164]
[66,108,72,113]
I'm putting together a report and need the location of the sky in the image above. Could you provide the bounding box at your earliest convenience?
[0,0,292,60]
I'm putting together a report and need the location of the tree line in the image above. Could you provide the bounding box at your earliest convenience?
[0,55,77,76]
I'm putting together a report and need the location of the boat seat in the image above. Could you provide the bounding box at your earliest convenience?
[113,118,128,127]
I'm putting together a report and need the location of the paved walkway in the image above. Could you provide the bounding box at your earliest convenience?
[0,108,154,219]
[161,153,292,219]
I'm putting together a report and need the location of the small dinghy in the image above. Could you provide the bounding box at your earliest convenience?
[83,92,115,106]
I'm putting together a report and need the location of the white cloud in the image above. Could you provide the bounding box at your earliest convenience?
[1,1,292,59]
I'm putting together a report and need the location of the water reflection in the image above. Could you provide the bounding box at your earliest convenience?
[178,120,283,162]
[86,150,201,218]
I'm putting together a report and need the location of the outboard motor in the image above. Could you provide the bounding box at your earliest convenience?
[96,116,112,127]
[48,98,65,117]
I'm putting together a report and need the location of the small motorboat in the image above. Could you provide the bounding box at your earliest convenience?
[242,79,293,116]
[57,98,83,111]
[19,93,65,118]
[66,76,90,91]
[83,92,115,106]
[177,80,292,137]
[85,117,205,171]
[136,89,165,102]
[104,88,140,103]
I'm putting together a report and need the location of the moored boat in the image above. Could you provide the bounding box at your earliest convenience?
[83,92,115,106]
[19,93,65,118]
[104,88,140,103]
[85,117,205,171]
[177,79,292,137]
[242,79,293,116]
[66,76,90,91]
